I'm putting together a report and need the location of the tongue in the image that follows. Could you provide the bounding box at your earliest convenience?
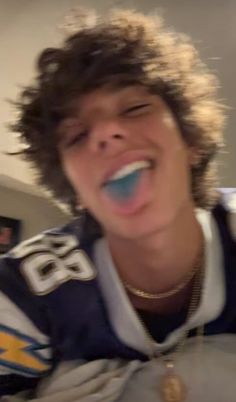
[102,168,151,215]
[104,170,143,201]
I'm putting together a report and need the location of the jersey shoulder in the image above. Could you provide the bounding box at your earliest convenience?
[219,189,236,240]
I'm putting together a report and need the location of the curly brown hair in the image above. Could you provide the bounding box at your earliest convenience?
[11,8,225,214]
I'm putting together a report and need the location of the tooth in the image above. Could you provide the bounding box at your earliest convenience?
[109,160,150,181]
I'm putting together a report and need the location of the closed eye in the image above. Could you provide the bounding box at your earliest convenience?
[123,103,151,116]
[63,131,88,149]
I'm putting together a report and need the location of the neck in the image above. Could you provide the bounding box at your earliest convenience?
[106,203,203,314]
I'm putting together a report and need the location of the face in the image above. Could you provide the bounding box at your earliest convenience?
[58,85,195,240]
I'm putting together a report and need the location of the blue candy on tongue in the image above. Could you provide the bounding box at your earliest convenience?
[104,169,143,201]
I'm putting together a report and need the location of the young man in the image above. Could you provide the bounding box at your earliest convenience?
[0,8,235,402]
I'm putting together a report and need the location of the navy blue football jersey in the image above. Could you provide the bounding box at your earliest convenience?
[0,202,235,396]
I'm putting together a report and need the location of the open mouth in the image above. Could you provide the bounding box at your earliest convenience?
[101,158,155,211]
[102,158,155,187]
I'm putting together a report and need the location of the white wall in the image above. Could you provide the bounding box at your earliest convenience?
[0,185,69,241]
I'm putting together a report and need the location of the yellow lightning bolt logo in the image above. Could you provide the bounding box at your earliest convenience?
[0,326,50,375]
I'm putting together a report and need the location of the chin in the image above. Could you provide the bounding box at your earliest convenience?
[106,206,174,241]
[99,193,189,241]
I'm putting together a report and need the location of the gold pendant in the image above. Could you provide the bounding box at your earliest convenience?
[160,361,187,402]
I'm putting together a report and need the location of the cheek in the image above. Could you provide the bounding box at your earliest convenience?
[61,154,84,190]
[162,110,178,130]
[63,154,98,206]
[144,113,191,173]
[156,114,186,154]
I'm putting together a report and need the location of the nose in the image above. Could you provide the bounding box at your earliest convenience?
[89,118,128,154]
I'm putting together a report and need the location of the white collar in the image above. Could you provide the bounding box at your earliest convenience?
[93,209,226,356]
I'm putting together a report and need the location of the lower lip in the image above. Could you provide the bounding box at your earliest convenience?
[101,168,153,216]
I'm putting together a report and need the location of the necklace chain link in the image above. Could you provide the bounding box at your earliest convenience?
[123,253,202,300]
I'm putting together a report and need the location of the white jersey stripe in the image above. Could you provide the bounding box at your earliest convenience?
[0,290,51,376]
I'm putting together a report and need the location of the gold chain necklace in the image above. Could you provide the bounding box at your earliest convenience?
[130,250,205,402]
[123,254,202,300]
[158,259,205,402]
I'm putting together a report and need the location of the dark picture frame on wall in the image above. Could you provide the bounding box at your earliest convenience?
[0,216,21,254]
